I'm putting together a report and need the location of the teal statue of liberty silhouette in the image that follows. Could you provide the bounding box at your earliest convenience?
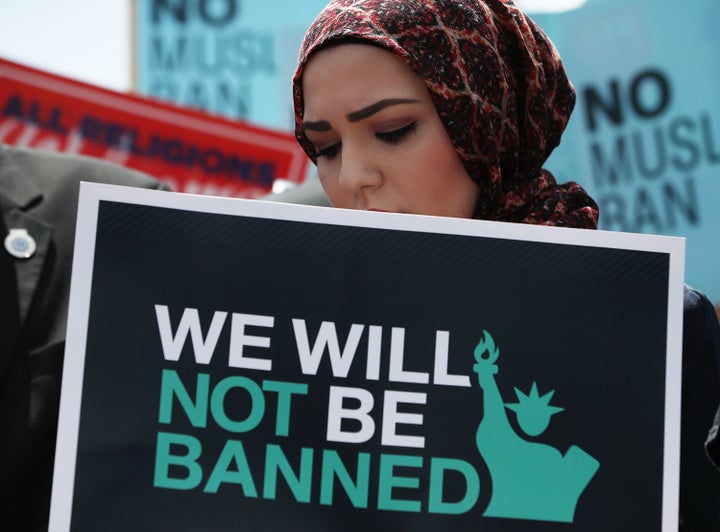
[473,330,600,523]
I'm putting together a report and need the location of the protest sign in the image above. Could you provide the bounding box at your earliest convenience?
[0,57,308,198]
[133,0,328,130]
[530,0,720,303]
[50,183,684,530]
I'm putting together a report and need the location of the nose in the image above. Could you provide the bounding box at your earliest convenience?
[337,143,382,194]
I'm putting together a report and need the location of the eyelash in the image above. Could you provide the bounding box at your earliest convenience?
[377,121,417,144]
[313,121,418,160]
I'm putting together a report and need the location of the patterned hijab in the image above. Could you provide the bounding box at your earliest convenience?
[293,0,599,228]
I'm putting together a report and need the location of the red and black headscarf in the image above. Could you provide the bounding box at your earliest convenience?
[293,0,599,228]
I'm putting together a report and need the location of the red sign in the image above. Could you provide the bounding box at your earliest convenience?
[0,58,309,198]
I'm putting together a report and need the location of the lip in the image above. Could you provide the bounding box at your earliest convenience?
[367,208,390,213]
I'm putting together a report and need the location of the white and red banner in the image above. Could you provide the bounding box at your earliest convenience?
[0,57,308,198]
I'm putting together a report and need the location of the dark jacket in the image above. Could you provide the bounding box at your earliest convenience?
[0,144,169,530]
[707,407,720,470]
[681,286,720,531]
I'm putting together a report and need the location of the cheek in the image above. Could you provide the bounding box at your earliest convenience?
[409,143,465,191]
[409,139,477,216]
[316,166,347,207]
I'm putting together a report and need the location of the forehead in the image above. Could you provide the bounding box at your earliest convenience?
[301,43,430,117]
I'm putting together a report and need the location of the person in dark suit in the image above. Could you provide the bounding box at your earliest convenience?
[0,144,170,530]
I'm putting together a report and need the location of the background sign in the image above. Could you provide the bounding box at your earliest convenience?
[0,57,308,197]
[134,0,328,131]
[50,184,684,530]
[135,0,720,306]
[531,0,720,303]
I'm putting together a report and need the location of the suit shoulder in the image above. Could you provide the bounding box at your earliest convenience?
[1,144,169,191]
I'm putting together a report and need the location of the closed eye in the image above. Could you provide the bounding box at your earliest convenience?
[313,142,340,160]
[376,122,417,144]
[313,121,417,159]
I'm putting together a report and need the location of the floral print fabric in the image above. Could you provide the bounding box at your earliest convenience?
[293,0,599,228]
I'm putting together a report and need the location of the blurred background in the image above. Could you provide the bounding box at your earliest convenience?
[1,0,719,309]
[0,0,587,99]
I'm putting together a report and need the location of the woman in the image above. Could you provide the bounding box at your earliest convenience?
[291,0,720,529]
[292,0,598,227]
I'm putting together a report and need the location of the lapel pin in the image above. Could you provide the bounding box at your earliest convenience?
[4,228,37,259]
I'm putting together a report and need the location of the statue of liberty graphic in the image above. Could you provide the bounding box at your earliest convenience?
[473,330,600,523]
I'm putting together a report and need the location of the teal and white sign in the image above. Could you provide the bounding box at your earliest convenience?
[50,184,684,530]
[531,0,720,303]
[134,0,328,131]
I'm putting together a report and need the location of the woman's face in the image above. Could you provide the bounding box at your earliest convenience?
[301,43,479,218]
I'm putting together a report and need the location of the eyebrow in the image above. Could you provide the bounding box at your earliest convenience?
[347,98,419,122]
[302,98,419,133]
[302,119,332,132]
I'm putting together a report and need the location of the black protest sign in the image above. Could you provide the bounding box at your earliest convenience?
[50,183,684,531]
